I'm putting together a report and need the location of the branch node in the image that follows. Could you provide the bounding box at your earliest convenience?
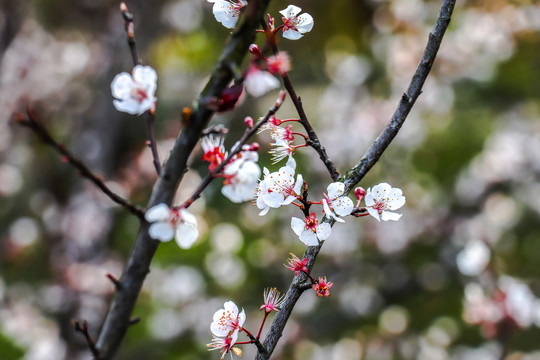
[129,317,141,326]
[106,273,123,291]
[74,320,102,360]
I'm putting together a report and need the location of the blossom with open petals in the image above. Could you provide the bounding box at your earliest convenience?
[260,288,286,314]
[312,276,333,297]
[222,150,260,203]
[144,203,198,248]
[322,182,354,223]
[285,253,308,276]
[207,0,247,29]
[269,139,294,164]
[280,5,314,40]
[211,301,246,339]
[291,213,331,246]
[364,183,406,221]
[256,156,302,215]
[111,65,157,115]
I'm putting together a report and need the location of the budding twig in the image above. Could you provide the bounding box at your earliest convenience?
[119,2,162,176]
[74,320,102,360]
[15,108,145,219]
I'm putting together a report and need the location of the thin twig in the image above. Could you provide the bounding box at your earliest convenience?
[15,108,145,219]
[74,320,102,360]
[95,1,272,358]
[255,1,456,359]
[261,21,340,182]
[182,91,286,209]
[120,2,162,176]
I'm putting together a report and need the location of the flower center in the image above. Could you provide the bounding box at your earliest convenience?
[131,86,148,103]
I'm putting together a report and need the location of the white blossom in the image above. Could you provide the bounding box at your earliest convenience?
[144,203,198,249]
[244,67,280,97]
[280,5,314,40]
[322,182,354,223]
[210,301,246,339]
[111,65,157,115]
[221,153,261,203]
[207,0,247,29]
[291,213,331,246]
[365,183,406,221]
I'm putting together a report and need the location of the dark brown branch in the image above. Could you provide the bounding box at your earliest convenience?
[182,91,286,209]
[341,0,456,192]
[74,320,102,360]
[15,109,145,219]
[261,22,340,182]
[120,2,162,176]
[95,1,272,358]
[255,1,456,359]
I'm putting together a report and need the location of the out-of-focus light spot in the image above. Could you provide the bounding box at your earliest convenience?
[60,41,90,75]
[241,203,269,228]
[205,253,246,288]
[339,283,382,316]
[428,317,459,347]
[149,308,186,340]
[39,285,70,313]
[294,290,317,315]
[162,0,203,33]
[156,266,204,306]
[9,217,40,247]
[246,238,278,268]
[456,239,490,276]
[0,164,23,196]
[66,262,119,296]
[417,262,447,291]
[211,223,243,253]
[379,305,409,335]
[484,193,518,229]
[331,338,363,360]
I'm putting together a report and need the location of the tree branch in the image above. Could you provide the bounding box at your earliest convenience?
[15,108,145,219]
[255,1,456,358]
[94,1,272,358]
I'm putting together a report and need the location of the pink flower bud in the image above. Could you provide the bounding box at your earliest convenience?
[354,187,366,200]
[249,44,262,56]
[120,2,128,12]
[249,142,260,151]
[244,116,254,128]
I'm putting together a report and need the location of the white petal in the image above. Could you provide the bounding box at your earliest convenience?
[327,182,345,199]
[371,183,391,200]
[213,1,239,29]
[132,65,157,92]
[259,206,270,216]
[322,199,333,218]
[291,217,305,236]
[148,222,174,241]
[281,195,296,206]
[280,5,301,18]
[296,13,314,33]
[179,209,197,227]
[364,192,375,207]
[316,223,332,240]
[286,155,296,169]
[299,230,319,246]
[387,195,406,210]
[111,73,135,99]
[175,223,198,249]
[222,184,242,203]
[145,203,170,222]
[264,192,285,208]
[244,69,280,97]
[238,308,246,327]
[282,29,304,40]
[293,174,303,194]
[334,197,354,216]
[113,99,141,115]
[381,211,402,221]
[366,207,380,221]
[224,301,239,314]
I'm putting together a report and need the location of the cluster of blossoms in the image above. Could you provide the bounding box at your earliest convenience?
[286,253,334,297]
[208,289,285,359]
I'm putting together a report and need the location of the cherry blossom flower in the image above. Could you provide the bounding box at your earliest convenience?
[207,335,243,360]
[280,5,314,40]
[267,52,291,75]
[260,288,286,314]
[256,157,302,215]
[207,0,247,29]
[364,183,406,221]
[291,213,331,246]
[244,66,280,97]
[210,301,246,339]
[202,135,227,172]
[312,276,333,297]
[222,149,261,203]
[269,139,295,164]
[285,253,308,276]
[322,182,354,223]
[111,65,157,115]
[144,203,198,249]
